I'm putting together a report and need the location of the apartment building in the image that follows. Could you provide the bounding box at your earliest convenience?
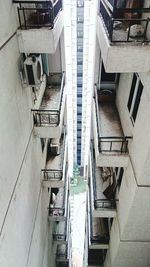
[84,0,150,266]
[0,1,71,267]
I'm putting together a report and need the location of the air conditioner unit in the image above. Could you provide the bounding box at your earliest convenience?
[24,54,43,86]
[50,138,60,156]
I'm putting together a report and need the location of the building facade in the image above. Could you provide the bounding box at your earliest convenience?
[84,0,150,266]
[0,1,71,266]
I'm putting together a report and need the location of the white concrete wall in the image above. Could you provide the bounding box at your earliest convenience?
[42,233,49,267]
[60,29,66,72]
[0,12,50,267]
[116,159,150,241]
[116,73,150,186]
[0,1,18,48]
[0,35,33,231]
[0,133,47,267]
[27,187,49,267]
[107,217,150,267]
[94,37,100,85]
[48,40,62,73]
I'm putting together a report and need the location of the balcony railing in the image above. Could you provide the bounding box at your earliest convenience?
[94,87,132,154]
[53,233,67,241]
[99,0,150,43]
[42,169,63,180]
[98,136,131,153]
[42,169,63,181]
[32,110,60,126]
[94,199,116,210]
[13,0,62,29]
[32,72,65,127]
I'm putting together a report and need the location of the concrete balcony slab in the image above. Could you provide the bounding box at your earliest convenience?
[42,135,68,188]
[97,15,150,73]
[33,73,66,139]
[14,0,64,53]
[93,94,130,167]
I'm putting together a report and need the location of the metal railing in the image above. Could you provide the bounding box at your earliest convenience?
[53,233,66,241]
[32,110,60,126]
[94,199,116,209]
[13,0,62,29]
[100,0,150,43]
[98,136,131,153]
[32,72,65,127]
[94,87,132,154]
[42,169,63,180]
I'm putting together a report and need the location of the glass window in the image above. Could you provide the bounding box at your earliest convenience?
[127,73,143,124]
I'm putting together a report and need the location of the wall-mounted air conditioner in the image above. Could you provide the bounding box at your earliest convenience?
[50,138,60,156]
[24,54,43,86]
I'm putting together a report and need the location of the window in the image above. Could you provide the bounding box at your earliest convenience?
[127,73,143,124]
[115,167,124,191]
[77,31,83,38]
[40,138,46,153]
[77,16,84,23]
[77,94,82,98]
[77,97,82,105]
[77,73,83,77]
[77,0,84,7]
[77,46,83,52]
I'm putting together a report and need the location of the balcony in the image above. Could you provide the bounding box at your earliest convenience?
[55,244,70,267]
[48,172,69,221]
[52,205,70,244]
[13,0,63,53]
[32,73,66,139]
[93,87,131,167]
[97,0,150,72]
[42,134,68,188]
[89,149,117,218]
[87,193,110,249]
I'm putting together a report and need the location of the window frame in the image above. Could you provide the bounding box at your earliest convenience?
[127,73,143,125]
